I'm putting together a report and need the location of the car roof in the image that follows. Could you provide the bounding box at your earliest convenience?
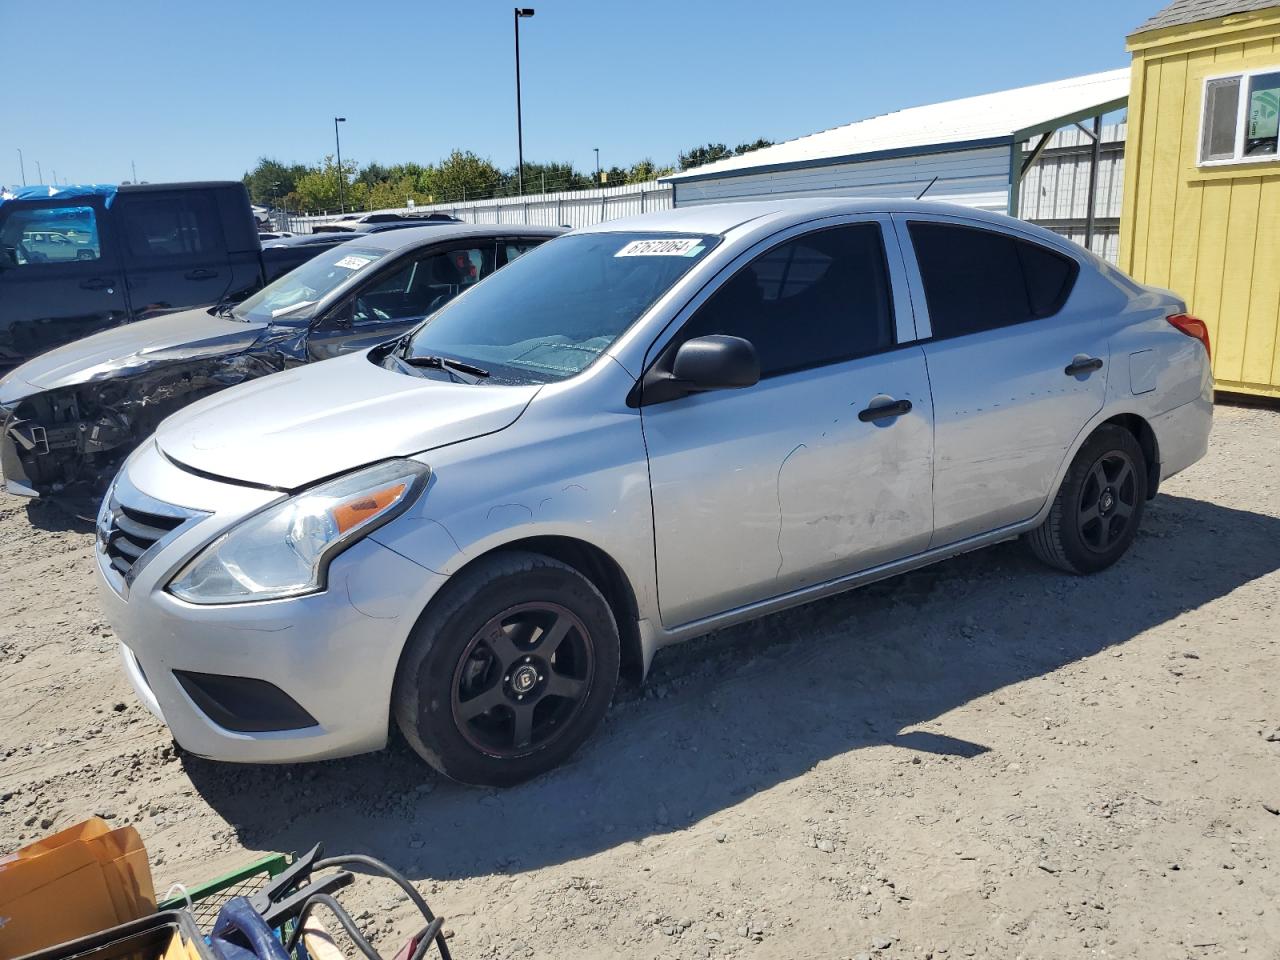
[575,197,1070,247]
[262,232,358,248]
[338,222,565,252]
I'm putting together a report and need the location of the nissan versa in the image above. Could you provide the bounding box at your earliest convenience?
[94,199,1212,786]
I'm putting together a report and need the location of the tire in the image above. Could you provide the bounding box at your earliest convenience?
[393,551,620,786]
[1027,424,1147,575]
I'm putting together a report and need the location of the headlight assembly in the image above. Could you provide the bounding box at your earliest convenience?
[168,459,429,605]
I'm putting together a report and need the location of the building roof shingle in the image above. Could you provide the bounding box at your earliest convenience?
[1132,0,1279,35]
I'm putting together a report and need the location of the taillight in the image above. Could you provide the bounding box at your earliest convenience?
[1167,313,1211,363]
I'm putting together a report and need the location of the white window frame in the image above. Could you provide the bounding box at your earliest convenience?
[1199,66,1280,167]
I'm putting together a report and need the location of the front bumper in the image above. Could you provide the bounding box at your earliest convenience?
[96,443,448,763]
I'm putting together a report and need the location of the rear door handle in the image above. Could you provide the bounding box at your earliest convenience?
[857,397,912,423]
[185,268,219,280]
[79,277,114,291]
[1065,356,1104,376]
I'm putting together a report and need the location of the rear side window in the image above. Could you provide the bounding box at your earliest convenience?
[679,223,895,377]
[118,193,222,259]
[0,203,101,266]
[908,222,1077,340]
[502,239,544,265]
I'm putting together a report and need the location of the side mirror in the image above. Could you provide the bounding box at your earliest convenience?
[321,300,354,328]
[637,334,760,405]
[672,335,760,390]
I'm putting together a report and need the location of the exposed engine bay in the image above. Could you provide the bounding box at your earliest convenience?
[1,331,309,501]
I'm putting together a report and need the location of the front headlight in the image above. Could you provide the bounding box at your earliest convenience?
[168,459,430,605]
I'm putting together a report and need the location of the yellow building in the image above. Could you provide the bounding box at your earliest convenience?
[1121,0,1280,398]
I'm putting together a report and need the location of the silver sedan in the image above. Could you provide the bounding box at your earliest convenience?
[94,199,1213,785]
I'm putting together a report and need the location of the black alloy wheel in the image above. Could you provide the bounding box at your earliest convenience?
[1027,424,1148,575]
[450,602,594,757]
[393,551,620,786]
[1075,450,1139,553]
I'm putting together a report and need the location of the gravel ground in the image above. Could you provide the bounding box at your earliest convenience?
[2,404,1278,960]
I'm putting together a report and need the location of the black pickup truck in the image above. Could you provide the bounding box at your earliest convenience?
[0,181,336,369]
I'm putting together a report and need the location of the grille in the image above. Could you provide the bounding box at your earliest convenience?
[101,499,185,579]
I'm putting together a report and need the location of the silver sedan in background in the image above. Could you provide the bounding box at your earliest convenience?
[94,199,1212,786]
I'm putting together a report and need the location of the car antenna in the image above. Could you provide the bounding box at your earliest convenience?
[915,176,939,200]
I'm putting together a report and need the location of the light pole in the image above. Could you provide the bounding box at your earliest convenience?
[334,116,347,213]
[51,169,58,186]
[594,147,600,187]
[514,7,535,196]
[35,160,42,184]
[16,148,25,186]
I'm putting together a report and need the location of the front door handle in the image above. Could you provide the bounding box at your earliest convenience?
[185,268,219,280]
[858,397,912,423]
[1065,356,1104,376]
[79,277,114,291]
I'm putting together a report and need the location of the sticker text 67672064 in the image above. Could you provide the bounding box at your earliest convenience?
[614,238,704,258]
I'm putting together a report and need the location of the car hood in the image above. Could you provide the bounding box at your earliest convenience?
[0,307,266,400]
[154,350,540,489]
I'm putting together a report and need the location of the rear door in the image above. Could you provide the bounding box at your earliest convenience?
[895,214,1108,547]
[114,189,236,319]
[0,195,129,366]
[307,241,499,360]
[642,217,934,628]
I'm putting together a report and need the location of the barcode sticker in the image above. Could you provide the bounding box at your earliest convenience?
[614,238,703,257]
[334,255,374,270]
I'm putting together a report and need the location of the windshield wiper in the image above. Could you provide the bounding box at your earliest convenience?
[401,354,490,383]
[212,297,241,321]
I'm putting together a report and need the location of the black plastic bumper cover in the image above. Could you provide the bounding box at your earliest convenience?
[173,670,318,733]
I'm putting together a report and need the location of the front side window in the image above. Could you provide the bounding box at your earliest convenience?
[0,204,101,266]
[353,246,495,325]
[908,222,1077,340]
[236,245,389,322]
[118,193,220,258]
[1200,69,1280,163]
[677,223,895,377]
[398,232,716,384]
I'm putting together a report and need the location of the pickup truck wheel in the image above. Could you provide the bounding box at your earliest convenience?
[393,551,619,786]
[1027,425,1147,575]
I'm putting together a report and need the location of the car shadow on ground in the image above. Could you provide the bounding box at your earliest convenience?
[183,492,1280,882]
[24,497,96,534]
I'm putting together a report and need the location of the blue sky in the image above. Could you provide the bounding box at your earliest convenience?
[5,0,1157,186]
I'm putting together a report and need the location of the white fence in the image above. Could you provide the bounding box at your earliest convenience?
[291,180,673,233]
[288,123,1128,261]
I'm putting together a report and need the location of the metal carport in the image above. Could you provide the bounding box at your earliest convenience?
[663,69,1130,251]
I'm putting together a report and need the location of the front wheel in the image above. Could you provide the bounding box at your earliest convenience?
[393,551,619,786]
[1027,424,1147,575]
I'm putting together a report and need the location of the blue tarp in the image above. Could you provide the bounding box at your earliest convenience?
[0,184,118,207]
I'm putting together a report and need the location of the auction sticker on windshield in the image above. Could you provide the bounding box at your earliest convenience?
[334,254,375,270]
[614,238,704,257]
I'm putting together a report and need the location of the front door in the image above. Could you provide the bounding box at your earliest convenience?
[896,215,1109,546]
[642,219,935,628]
[0,196,129,366]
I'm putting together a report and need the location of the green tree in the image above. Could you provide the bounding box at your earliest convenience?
[624,158,674,183]
[291,155,366,213]
[426,150,506,201]
[734,138,774,155]
[242,157,310,206]
[678,143,733,171]
[516,161,590,195]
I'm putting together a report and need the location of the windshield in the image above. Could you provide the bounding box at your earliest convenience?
[398,232,717,384]
[235,245,388,322]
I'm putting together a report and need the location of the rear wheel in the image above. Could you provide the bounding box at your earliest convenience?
[1027,425,1147,575]
[393,551,619,786]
